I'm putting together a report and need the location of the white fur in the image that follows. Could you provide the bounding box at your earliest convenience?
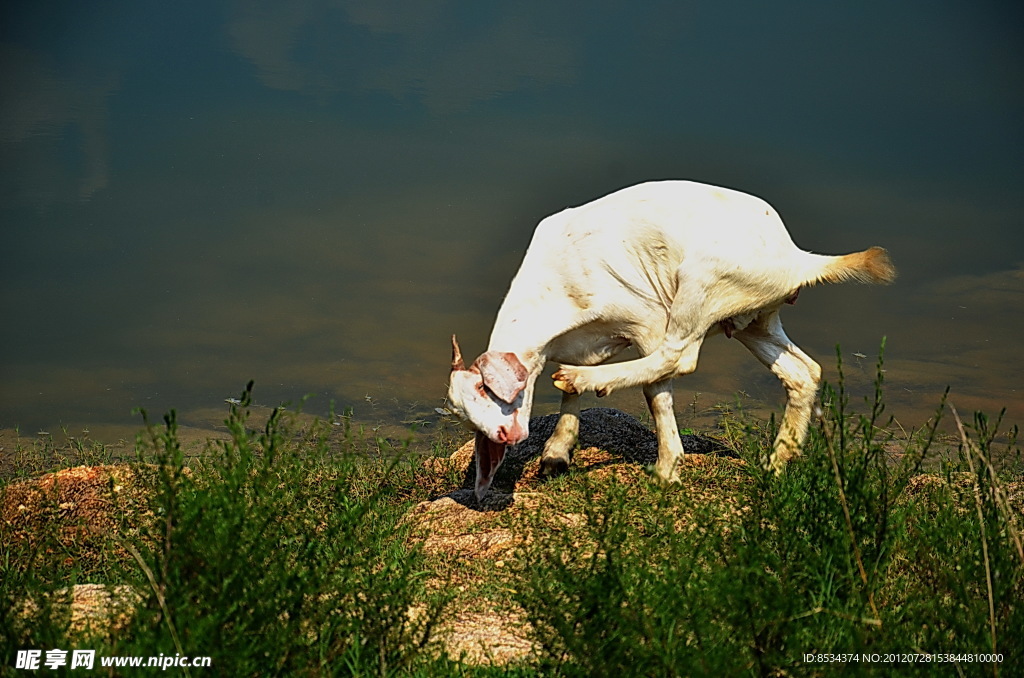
[449,180,894,496]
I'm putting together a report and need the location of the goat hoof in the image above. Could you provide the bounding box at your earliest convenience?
[551,370,579,394]
[645,464,681,486]
[539,456,569,477]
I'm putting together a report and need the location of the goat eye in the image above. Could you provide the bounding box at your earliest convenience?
[475,382,488,396]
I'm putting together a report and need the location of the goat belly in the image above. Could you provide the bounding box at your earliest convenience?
[474,431,507,492]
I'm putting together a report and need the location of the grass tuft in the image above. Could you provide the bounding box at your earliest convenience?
[2,382,453,676]
[513,345,1023,675]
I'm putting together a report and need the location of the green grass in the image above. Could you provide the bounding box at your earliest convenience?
[2,383,456,676]
[1,359,1022,676]
[513,351,1023,676]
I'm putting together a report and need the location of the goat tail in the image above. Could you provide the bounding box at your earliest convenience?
[810,246,896,286]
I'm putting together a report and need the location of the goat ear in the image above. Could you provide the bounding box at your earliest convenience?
[474,351,528,404]
[451,335,466,372]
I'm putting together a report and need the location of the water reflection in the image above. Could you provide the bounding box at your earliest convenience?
[1,1,1022,442]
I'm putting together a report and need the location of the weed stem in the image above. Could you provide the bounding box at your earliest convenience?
[822,424,879,620]
[950,404,998,665]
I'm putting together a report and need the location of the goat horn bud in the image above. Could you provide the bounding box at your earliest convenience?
[451,334,466,372]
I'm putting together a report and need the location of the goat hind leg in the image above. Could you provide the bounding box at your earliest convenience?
[553,334,703,397]
[735,313,822,473]
[540,391,580,477]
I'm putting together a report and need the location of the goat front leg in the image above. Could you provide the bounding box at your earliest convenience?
[644,378,684,484]
[540,391,580,477]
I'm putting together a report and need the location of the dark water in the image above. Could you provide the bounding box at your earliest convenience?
[2,1,1022,443]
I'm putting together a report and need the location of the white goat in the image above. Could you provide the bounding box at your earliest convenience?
[448,180,895,499]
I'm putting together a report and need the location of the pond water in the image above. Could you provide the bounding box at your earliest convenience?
[2,1,1022,444]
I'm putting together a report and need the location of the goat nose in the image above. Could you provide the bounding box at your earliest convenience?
[498,423,526,446]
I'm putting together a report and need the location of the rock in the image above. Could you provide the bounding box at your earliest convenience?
[1,465,157,559]
[441,609,537,666]
[16,584,142,640]
[404,493,516,558]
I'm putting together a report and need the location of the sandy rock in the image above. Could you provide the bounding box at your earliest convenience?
[902,471,1024,518]
[441,609,537,665]
[1,465,157,554]
[17,583,142,640]
[405,493,517,558]
[403,490,547,665]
